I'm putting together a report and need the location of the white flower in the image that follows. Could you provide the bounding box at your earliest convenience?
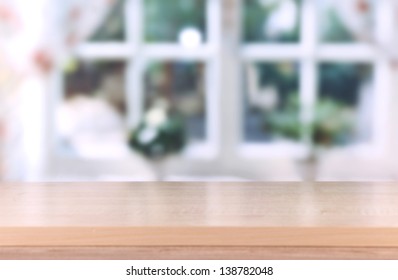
[138,127,158,144]
[145,107,167,128]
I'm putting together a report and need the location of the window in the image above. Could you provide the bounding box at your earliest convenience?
[53,0,220,163]
[240,0,391,164]
[49,0,395,180]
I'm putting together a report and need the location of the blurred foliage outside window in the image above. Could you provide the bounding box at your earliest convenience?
[144,62,206,142]
[144,0,206,43]
[244,62,300,142]
[243,0,301,43]
[246,63,373,147]
[319,0,374,43]
[89,0,126,42]
[320,7,356,42]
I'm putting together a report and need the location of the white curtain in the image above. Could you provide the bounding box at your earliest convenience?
[0,0,114,180]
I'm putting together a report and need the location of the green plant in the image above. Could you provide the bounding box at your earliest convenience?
[128,106,186,159]
[264,94,356,147]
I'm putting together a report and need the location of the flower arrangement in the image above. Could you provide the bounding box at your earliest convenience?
[128,103,186,160]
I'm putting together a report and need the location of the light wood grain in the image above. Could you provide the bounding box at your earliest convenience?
[2,227,398,247]
[0,182,398,248]
[2,247,398,260]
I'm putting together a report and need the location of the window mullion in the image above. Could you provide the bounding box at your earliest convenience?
[372,0,395,154]
[207,0,221,47]
[300,0,318,152]
[126,0,144,128]
[205,0,222,156]
[218,0,241,161]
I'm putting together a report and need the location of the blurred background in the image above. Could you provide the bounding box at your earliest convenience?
[1,0,398,181]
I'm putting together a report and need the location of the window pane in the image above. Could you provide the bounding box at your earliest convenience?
[243,0,301,43]
[319,0,374,43]
[89,0,126,42]
[57,60,128,158]
[243,62,300,142]
[318,63,373,146]
[144,61,206,143]
[144,0,206,45]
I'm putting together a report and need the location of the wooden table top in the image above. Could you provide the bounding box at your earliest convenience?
[1,182,398,247]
